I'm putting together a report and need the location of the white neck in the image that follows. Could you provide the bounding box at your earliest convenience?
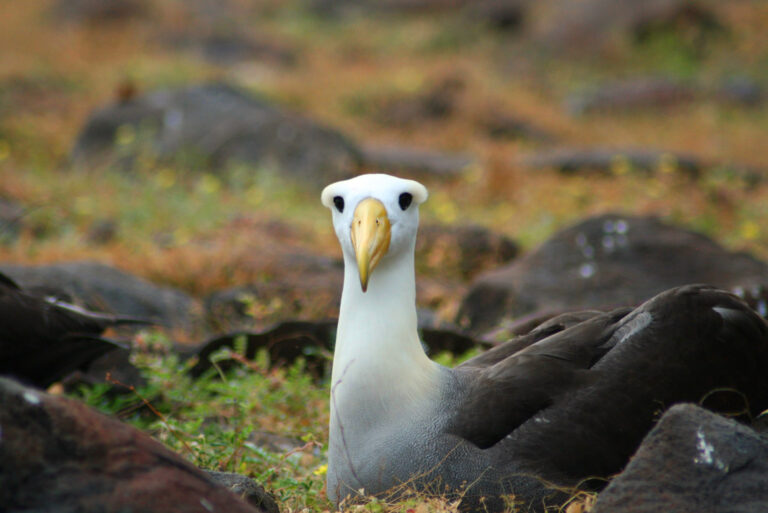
[330,246,441,432]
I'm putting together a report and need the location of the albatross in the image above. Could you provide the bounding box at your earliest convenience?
[0,272,147,388]
[321,173,768,511]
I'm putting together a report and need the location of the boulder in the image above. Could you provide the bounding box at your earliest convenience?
[50,0,150,23]
[71,82,361,186]
[371,75,466,126]
[360,145,473,178]
[416,223,519,279]
[593,404,768,513]
[161,31,296,67]
[187,319,482,379]
[0,195,25,245]
[458,214,768,333]
[566,77,764,115]
[61,347,147,391]
[206,471,280,513]
[566,77,699,115]
[0,261,200,330]
[204,254,344,331]
[466,0,532,32]
[0,377,269,513]
[530,0,723,55]
[520,147,703,177]
[478,111,557,143]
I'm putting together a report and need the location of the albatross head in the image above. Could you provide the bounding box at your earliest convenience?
[321,174,428,292]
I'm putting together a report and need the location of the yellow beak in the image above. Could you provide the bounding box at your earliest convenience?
[350,198,391,292]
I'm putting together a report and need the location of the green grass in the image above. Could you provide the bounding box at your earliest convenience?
[73,336,333,511]
[68,335,483,512]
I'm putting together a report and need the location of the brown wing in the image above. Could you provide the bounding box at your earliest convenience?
[447,308,631,448]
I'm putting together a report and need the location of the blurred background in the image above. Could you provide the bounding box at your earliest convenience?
[1,0,768,337]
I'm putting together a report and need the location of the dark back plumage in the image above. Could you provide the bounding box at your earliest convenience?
[447,285,768,510]
[0,272,146,388]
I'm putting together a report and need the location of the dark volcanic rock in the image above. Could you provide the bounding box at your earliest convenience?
[61,347,146,391]
[416,223,519,279]
[186,320,337,378]
[372,75,466,126]
[0,195,25,245]
[520,147,703,177]
[0,377,266,513]
[162,32,296,67]
[531,0,723,55]
[459,214,768,333]
[566,77,698,115]
[567,77,765,115]
[716,77,764,106]
[51,0,150,23]
[466,0,532,32]
[0,261,200,330]
[204,254,344,331]
[361,145,473,178]
[479,111,556,143]
[206,471,280,513]
[72,82,361,186]
[187,320,482,379]
[593,404,768,513]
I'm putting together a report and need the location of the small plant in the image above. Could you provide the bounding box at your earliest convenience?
[71,333,333,511]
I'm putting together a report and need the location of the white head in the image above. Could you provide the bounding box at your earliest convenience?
[321,174,428,292]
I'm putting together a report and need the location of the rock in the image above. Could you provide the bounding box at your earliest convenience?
[520,147,703,177]
[0,261,200,330]
[307,0,474,16]
[361,145,473,178]
[0,195,24,245]
[566,77,698,115]
[416,223,519,279]
[567,77,765,115]
[466,0,532,32]
[716,77,764,106]
[206,472,280,513]
[61,347,147,391]
[50,0,150,23]
[593,404,768,513]
[161,31,296,67]
[86,218,119,244]
[71,82,361,186]
[248,432,306,453]
[186,320,337,378]
[204,254,344,331]
[479,111,557,143]
[187,319,483,378]
[0,377,267,513]
[372,75,466,126]
[531,0,723,55]
[458,214,768,333]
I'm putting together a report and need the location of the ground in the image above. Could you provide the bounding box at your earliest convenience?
[1,1,768,511]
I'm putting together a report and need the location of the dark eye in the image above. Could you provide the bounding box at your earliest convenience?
[398,192,413,211]
[333,196,344,213]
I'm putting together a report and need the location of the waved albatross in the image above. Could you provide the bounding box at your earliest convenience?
[321,174,768,511]
[0,272,146,388]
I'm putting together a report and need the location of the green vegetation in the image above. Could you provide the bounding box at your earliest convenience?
[73,339,332,511]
